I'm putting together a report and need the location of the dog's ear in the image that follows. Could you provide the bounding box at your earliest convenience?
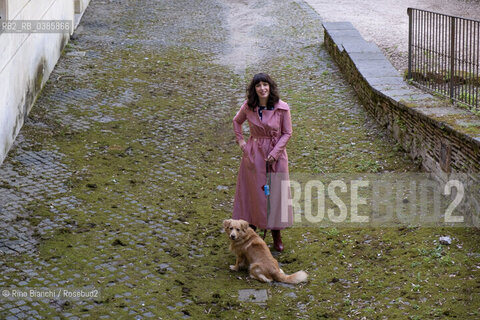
[223,219,231,229]
[240,220,249,232]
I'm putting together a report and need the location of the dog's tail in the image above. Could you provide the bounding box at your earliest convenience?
[273,270,308,284]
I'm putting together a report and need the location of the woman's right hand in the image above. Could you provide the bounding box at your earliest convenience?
[239,140,246,152]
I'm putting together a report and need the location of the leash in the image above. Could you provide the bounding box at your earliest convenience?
[262,161,271,240]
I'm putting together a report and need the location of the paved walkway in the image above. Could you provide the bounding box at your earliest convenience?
[0,0,478,318]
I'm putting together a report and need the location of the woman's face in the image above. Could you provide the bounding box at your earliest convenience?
[255,81,270,101]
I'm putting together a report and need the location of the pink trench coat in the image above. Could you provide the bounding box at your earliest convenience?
[232,99,293,230]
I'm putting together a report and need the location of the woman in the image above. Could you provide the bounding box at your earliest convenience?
[232,73,293,252]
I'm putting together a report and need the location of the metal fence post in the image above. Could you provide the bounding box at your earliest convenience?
[408,8,412,79]
[450,16,456,100]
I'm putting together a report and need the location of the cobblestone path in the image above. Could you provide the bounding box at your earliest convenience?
[1,0,479,318]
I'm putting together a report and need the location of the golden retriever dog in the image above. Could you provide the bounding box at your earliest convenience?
[223,219,308,284]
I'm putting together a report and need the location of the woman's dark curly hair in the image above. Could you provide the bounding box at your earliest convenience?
[246,73,280,111]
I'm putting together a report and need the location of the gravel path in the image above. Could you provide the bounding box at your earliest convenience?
[305,0,480,71]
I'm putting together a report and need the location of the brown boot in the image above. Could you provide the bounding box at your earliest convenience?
[272,230,284,252]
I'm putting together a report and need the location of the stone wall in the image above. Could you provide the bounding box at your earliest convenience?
[323,22,480,178]
[323,22,480,225]
[0,0,90,164]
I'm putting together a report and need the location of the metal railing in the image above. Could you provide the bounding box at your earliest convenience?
[408,8,480,110]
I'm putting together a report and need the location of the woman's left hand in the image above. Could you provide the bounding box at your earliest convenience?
[265,155,275,163]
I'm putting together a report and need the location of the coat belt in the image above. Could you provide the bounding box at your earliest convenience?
[250,135,279,171]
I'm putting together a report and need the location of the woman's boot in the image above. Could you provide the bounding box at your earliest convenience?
[272,230,284,252]
[249,224,257,231]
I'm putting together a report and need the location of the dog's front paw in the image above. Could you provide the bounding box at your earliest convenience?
[230,265,239,271]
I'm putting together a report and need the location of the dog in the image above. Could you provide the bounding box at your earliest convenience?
[223,219,308,284]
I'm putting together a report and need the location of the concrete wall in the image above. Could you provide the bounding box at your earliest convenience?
[0,0,90,164]
[74,0,90,27]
